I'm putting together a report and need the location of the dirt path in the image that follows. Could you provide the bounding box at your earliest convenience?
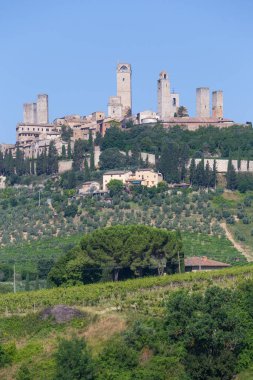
[220,222,253,262]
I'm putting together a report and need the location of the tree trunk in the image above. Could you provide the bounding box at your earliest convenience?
[113,269,119,281]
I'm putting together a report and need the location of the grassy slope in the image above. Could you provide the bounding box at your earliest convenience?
[0,265,253,379]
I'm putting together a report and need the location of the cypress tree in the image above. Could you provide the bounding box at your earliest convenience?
[195,158,205,187]
[31,157,35,175]
[88,130,93,148]
[47,141,58,174]
[205,160,211,188]
[62,145,66,159]
[211,159,217,188]
[4,150,15,176]
[180,144,189,181]
[90,148,95,171]
[227,158,238,190]
[159,142,180,183]
[237,148,241,171]
[189,158,196,185]
[25,273,30,291]
[15,146,25,176]
[0,152,4,175]
[67,141,72,159]
[84,158,90,180]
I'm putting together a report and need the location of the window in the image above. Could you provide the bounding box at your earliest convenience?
[122,78,125,81]
[119,65,128,72]
[164,74,166,79]
[173,98,176,106]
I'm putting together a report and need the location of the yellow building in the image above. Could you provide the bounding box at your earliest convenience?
[103,170,132,191]
[103,169,163,190]
[130,169,163,187]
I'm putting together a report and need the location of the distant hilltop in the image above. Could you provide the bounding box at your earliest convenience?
[1,63,243,158]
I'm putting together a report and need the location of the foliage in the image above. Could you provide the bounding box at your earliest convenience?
[100,124,253,158]
[107,179,124,196]
[166,286,253,379]
[99,148,126,170]
[2,263,253,316]
[48,225,183,285]
[54,337,95,380]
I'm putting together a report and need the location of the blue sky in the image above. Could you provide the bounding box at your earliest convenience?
[0,0,252,142]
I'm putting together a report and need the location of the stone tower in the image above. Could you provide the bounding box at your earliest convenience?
[116,63,132,117]
[196,87,210,118]
[108,96,123,119]
[157,71,171,120]
[37,94,49,124]
[212,90,223,118]
[23,102,37,124]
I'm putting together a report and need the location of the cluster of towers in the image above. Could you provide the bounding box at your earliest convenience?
[196,88,223,119]
[107,63,223,121]
[23,94,49,125]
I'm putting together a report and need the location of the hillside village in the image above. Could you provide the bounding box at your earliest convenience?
[1,0,253,378]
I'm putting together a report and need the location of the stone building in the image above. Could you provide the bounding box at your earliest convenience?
[196,87,210,117]
[171,92,180,116]
[117,63,132,117]
[108,96,122,119]
[157,71,171,120]
[108,63,132,119]
[137,110,159,124]
[157,71,180,120]
[103,169,162,190]
[23,103,37,124]
[212,90,223,118]
[36,94,49,124]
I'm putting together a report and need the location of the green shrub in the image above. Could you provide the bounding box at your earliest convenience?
[54,337,95,380]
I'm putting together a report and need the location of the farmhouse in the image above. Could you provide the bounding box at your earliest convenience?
[184,256,231,272]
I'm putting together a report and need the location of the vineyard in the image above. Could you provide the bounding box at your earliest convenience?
[0,265,253,379]
[1,264,253,316]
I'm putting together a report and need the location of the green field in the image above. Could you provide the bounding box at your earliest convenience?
[0,264,253,379]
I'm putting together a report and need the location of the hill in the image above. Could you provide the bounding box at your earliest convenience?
[0,265,253,379]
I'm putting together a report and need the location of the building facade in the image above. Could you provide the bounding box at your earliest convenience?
[196,87,210,117]
[212,90,223,118]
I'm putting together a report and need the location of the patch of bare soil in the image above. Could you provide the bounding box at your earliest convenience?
[220,222,253,262]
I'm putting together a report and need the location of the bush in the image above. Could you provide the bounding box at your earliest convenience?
[16,364,32,380]
[242,216,250,225]
[64,204,78,218]
[54,337,95,380]
[0,343,16,368]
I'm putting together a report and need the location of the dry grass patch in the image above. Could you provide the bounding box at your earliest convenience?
[83,314,127,353]
[223,191,241,202]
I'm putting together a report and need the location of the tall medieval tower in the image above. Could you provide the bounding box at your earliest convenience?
[157,71,171,120]
[117,63,132,117]
[196,87,210,118]
[212,90,223,118]
[37,94,49,124]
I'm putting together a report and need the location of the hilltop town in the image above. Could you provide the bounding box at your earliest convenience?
[0,63,236,162]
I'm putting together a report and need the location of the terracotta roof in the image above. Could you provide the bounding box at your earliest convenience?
[161,117,234,123]
[184,256,231,267]
[104,170,132,175]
